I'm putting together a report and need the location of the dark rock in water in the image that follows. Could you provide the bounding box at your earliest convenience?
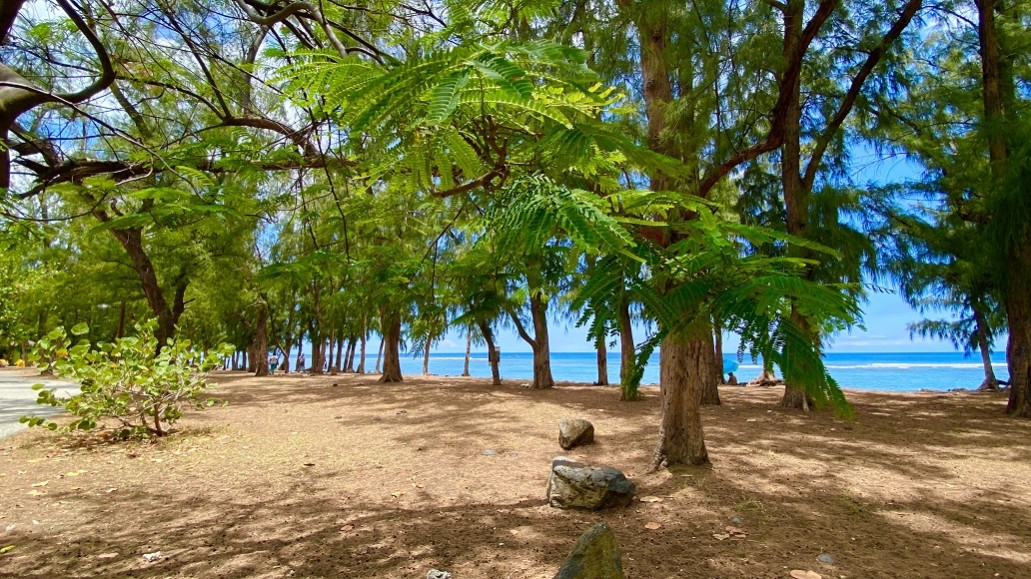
[547,457,636,510]
[554,522,625,579]
[559,418,595,450]
[427,570,452,579]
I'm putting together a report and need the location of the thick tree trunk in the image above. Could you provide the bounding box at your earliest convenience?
[477,320,502,386]
[379,308,403,383]
[463,327,472,377]
[649,329,710,470]
[529,294,554,389]
[975,0,1029,416]
[779,2,818,412]
[1004,274,1031,415]
[595,332,609,386]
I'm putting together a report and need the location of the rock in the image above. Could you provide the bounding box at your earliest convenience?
[427,570,452,579]
[558,419,595,450]
[554,522,625,579]
[817,553,835,565]
[547,457,636,510]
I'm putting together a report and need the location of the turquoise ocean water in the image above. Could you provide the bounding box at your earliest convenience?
[389,351,1009,392]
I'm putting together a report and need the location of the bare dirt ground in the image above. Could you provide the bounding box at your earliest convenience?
[1,367,1029,578]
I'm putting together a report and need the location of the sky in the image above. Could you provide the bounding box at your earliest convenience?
[431,289,960,354]
[432,147,965,355]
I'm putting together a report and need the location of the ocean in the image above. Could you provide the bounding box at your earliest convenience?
[387,351,1009,393]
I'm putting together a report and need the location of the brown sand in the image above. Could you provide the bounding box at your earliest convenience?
[1,368,1029,578]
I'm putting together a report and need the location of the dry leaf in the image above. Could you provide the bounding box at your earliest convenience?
[65,471,80,477]
[644,522,662,530]
[26,490,45,496]
[640,496,663,503]
[150,459,163,463]
[104,488,117,493]
[302,463,315,467]
[713,533,730,540]
[0,545,14,555]
[96,552,118,559]
[340,524,354,532]
[31,481,48,487]
[725,526,748,538]
[790,571,822,579]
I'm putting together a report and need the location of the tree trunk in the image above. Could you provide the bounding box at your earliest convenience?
[700,330,720,405]
[617,292,635,383]
[463,326,472,377]
[375,338,384,374]
[649,328,710,470]
[281,343,292,374]
[342,335,354,370]
[779,1,818,412]
[422,329,433,375]
[478,320,501,386]
[1004,271,1031,415]
[529,294,554,388]
[116,301,127,339]
[975,0,1029,416]
[379,308,403,383]
[972,306,999,390]
[308,280,324,375]
[357,330,366,374]
[714,322,725,383]
[595,332,609,386]
[251,300,270,377]
[108,227,178,348]
[325,329,336,374]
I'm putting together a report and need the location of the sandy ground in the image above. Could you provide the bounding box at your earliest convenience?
[0,367,1029,578]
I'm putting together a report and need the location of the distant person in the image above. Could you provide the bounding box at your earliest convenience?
[269,353,279,375]
[297,353,306,372]
[727,372,738,385]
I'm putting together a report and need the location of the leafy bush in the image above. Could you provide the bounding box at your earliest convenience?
[23,321,233,438]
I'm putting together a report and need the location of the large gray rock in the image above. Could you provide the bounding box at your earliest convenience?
[554,522,625,579]
[547,457,636,510]
[559,418,595,450]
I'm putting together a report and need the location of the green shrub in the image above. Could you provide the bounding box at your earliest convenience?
[23,321,233,438]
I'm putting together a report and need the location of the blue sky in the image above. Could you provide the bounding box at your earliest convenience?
[431,289,958,354]
[433,148,964,355]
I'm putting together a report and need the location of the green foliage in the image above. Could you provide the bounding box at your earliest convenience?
[23,321,233,439]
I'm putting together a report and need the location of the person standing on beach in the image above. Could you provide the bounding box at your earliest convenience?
[298,353,306,372]
[269,353,279,375]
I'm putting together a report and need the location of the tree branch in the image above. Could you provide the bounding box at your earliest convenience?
[802,0,923,190]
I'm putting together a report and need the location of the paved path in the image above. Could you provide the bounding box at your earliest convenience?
[0,368,77,440]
